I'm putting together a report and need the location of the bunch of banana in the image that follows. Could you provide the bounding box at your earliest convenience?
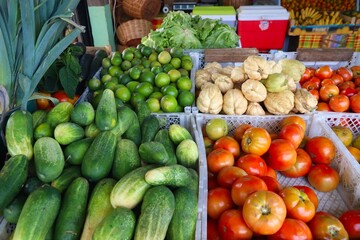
[317,11,344,25]
[297,7,322,26]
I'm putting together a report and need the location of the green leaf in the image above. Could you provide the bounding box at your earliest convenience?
[0,20,12,95]
[18,73,32,110]
[65,54,82,75]
[59,66,78,98]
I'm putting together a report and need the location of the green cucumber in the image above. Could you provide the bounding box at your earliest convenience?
[54,177,89,240]
[34,137,65,183]
[145,164,192,187]
[80,178,116,240]
[23,176,44,195]
[81,131,116,182]
[3,193,27,224]
[123,114,142,146]
[54,122,85,145]
[34,122,53,140]
[46,101,74,128]
[92,207,136,240]
[139,141,169,165]
[176,139,199,169]
[64,138,93,165]
[188,168,199,195]
[112,139,141,180]
[5,110,33,159]
[51,166,82,193]
[135,100,151,126]
[0,155,28,210]
[95,88,117,131]
[110,106,136,141]
[154,129,177,165]
[13,185,61,240]
[141,115,160,143]
[134,186,175,240]
[84,122,100,138]
[168,124,193,145]
[71,101,95,126]
[110,165,155,209]
[32,109,47,129]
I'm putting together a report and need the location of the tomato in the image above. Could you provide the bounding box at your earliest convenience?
[217,166,247,189]
[309,76,322,88]
[266,166,278,179]
[213,136,240,159]
[259,175,282,193]
[207,148,234,174]
[280,115,307,132]
[317,102,331,111]
[233,123,252,144]
[52,90,79,105]
[207,218,220,240]
[354,76,360,87]
[281,148,312,178]
[35,91,52,110]
[204,136,214,155]
[338,81,356,91]
[321,78,336,86]
[331,73,345,85]
[207,187,234,219]
[218,209,253,240]
[300,67,315,83]
[308,211,349,240]
[241,127,271,156]
[351,65,360,78]
[350,93,360,113]
[242,190,287,235]
[307,164,340,192]
[208,171,219,190]
[337,67,353,82]
[278,123,305,149]
[205,118,229,141]
[347,146,360,162]
[265,139,297,171]
[305,136,336,164]
[315,65,333,79]
[278,187,315,222]
[302,81,318,91]
[268,218,313,240]
[340,87,358,98]
[329,94,350,112]
[339,210,360,239]
[293,185,319,210]
[235,154,267,177]
[231,175,267,207]
[309,89,320,101]
[319,84,339,102]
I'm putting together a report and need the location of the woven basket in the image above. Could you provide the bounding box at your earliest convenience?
[122,0,161,20]
[116,19,153,46]
[223,0,252,9]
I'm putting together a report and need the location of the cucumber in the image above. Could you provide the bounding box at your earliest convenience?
[5,110,33,159]
[64,138,93,165]
[70,101,95,126]
[134,186,175,240]
[92,207,136,240]
[32,109,47,129]
[141,115,160,143]
[23,176,44,195]
[167,187,198,240]
[168,124,193,145]
[135,100,151,126]
[110,165,155,209]
[34,137,65,182]
[81,131,117,182]
[0,155,28,210]
[13,185,61,240]
[54,177,89,240]
[110,106,136,141]
[34,122,53,140]
[123,113,142,146]
[3,193,27,224]
[51,166,82,193]
[154,129,177,165]
[95,88,117,131]
[46,101,74,128]
[139,141,169,165]
[80,178,116,240]
[84,122,100,138]
[54,122,85,145]
[145,164,193,187]
[176,139,199,169]
[188,168,199,195]
[112,139,141,180]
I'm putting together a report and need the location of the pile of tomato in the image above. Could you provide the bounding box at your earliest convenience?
[300,65,360,113]
[36,90,80,111]
[203,116,360,240]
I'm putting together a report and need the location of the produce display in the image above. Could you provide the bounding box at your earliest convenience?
[0,90,200,239]
[282,0,356,12]
[289,8,347,26]
[195,55,318,115]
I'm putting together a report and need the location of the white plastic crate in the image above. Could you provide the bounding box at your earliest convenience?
[195,113,357,240]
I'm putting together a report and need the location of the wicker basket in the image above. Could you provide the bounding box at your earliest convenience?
[223,0,252,9]
[116,19,153,46]
[122,0,161,20]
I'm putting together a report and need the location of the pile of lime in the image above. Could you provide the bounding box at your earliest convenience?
[88,45,195,113]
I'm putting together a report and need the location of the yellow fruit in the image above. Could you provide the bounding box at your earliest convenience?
[331,126,353,147]
[158,50,172,65]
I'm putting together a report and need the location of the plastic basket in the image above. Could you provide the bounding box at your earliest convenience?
[195,113,355,240]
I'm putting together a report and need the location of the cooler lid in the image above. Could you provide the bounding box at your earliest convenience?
[192,6,236,15]
[237,5,289,20]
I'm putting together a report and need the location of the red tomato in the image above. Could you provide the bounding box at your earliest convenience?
[317,102,331,111]
[305,136,336,164]
[308,211,349,240]
[321,78,336,86]
[208,171,219,190]
[266,166,278,180]
[280,115,307,133]
[52,90,79,105]
[302,81,318,91]
[213,136,240,159]
[265,139,297,171]
[233,123,252,144]
[278,187,316,222]
[259,175,282,193]
[235,154,267,177]
[207,218,220,240]
[329,94,350,112]
[268,218,313,240]
[207,148,234,174]
[218,209,253,240]
[278,123,305,149]
[241,127,271,156]
[350,93,360,113]
[351,65,360,78]
[281,148,312,178]
[338,81,356,91]
[354,76,360,87]
[242,190,287,235]
[319,84,340,102]
[331,73,344,85]
[315,65,333,79]
[309,76,322,89]
[207,187,234,219]
[231,175,267,207]
[307,164,340,192]
[340,87,358,98]
[293,185,319,210]
[339,210,360,239]
[337,67,353,81]
[217,166,247,189]
[300,67,315,83]
[309,89,320,101]
[36,92,52,110]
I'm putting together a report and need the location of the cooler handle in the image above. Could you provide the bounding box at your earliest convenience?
[259,16,269,31]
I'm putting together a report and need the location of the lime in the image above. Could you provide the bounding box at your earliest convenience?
[170,47,184,58]
[168,69,181,82]
[134,82,154,98]
[160,95,178,113]
[161,85,178,98]
[151,66,163,75]
[104,80,118,91]
[119,73,132,85]
[91,90,103,108]
[141,46,153,57]
[137,43,145,50]
[115,86,131,102]
[170,57,181,69]
[88,78,102,91]
[150,61,162,68]
[129,67,141,80]
[126,81,140,93]
[101,74,112,84]
[108,65,123,77]
[102,57,112,68]
[181,55,192,62]
[112,51,122,58]
[131,92,146,107]
[142,59,151,68]
[181,59,193,71]
[122,51,134,61]
[149,91,163,100]
[34,122,52,140]
[177,76,192,91]
[178,68,189,77]
[174,105,184,112]
[155,46,164,54]
[178,90,195,107]
[158,50,172,65]
[131,58,142,66]
[162,63,175,73]
[111,55,123,66]
[155,72,171,88]
[100,68,108,77]
[121,60,132,71]
[146,98,161,112]
[140,71,155,84]
[133,49,143,59]
[148,52,158,62]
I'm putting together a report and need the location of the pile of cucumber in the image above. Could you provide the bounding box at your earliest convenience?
[0,88,199,240]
